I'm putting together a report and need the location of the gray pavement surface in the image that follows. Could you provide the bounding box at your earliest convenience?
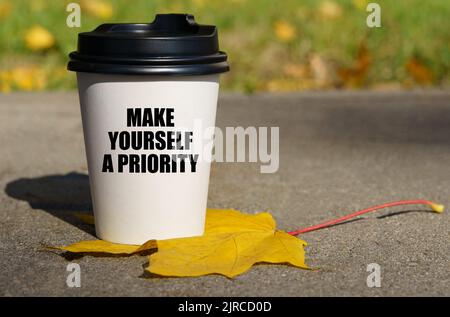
[0,91,449,296]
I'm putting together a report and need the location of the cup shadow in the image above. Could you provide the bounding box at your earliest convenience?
[4,172,95,236]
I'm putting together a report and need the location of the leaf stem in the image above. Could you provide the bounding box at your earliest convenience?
[288,199,444,236]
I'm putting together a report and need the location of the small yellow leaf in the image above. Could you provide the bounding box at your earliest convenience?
[11,67,33,90]
[10,66,47,91]
[192,0,207,8]
[30,0,46,12]
[148,209,308,278]
[24,25,55,51]
[0,0,12,20]
[48,239,156,255]
[274,21,296,42]
[0,70,12,93]
[81,0,113,19]
[283,63,310,79]
[309,54,333,86]
[338,41,372,87]
[352,0,369,10]
[318,1,342,20]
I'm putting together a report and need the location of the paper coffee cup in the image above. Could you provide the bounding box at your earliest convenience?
[68,14,229,244]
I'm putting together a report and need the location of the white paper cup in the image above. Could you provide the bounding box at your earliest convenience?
[77,73,219,244]
[68,14,229,244]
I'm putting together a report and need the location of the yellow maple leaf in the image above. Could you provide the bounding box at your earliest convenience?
[81,0,113,19]
[24,25,55,51]
[150,209,308,278]
[54,209,308,278]
[274,21,296,42]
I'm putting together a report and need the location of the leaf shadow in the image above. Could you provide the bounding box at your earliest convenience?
[376,209,434,219]
[139,260,235,280]
[139,259,314,280]
[306,209,436,232]
[42,246,156,261]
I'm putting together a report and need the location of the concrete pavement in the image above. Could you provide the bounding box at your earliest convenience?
[0,91,449,296]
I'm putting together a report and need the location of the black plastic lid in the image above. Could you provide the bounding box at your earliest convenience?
[67,14,229,76]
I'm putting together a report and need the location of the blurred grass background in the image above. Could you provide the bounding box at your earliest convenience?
[0,0,449,93]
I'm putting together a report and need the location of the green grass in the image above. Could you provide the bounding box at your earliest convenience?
[0,0,449,92]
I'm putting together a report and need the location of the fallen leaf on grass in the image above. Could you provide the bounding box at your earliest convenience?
[0,0,12,20]
[352,0,369,10]
[80,0,113,19]
[53,209,308,278]
[309,54,334,87]
[283,63,310,79]
[10,66,47,91]
[318,1,342,20]
[406,57,434,84]
[274,21,297,42]
[0,70,12,93]
[24,25,55,51]
[338,41,372,87]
